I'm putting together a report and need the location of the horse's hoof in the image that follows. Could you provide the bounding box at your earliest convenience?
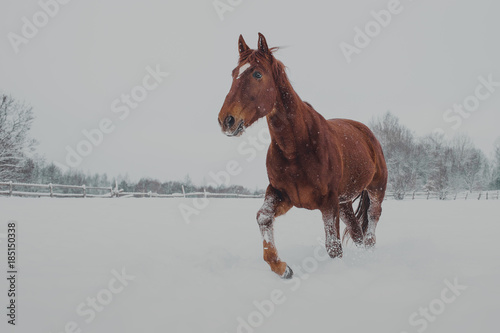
[327,248,343,259]
[353,237,364,247]
[364,234,376,248]
[281,265,293,279]
[327,240,343,259]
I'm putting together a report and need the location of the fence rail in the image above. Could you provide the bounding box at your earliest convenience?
[1,182,498,200]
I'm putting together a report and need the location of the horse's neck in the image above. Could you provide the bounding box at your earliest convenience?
[266,86,322,159]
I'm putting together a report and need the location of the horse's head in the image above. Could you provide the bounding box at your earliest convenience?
[218,33,279,137]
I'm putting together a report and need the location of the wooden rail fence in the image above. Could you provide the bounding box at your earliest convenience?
[0,182,264,199]
[385,190,500,201]
[0,181,117,198]
[1,182,499,200]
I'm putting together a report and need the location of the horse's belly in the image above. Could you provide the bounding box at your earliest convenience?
[286,184,323,210]
[268,166,329,210]
[269,160,373,209]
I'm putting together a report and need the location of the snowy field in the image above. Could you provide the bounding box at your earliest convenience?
[1,197,499,333]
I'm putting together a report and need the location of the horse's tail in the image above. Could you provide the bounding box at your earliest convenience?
[357,190,371,235]
[342,190,371,244]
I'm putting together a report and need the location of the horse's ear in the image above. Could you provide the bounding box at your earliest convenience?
[238,35,249,55]
[258,32,270,55]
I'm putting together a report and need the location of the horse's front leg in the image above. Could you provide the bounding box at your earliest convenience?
[257,185,292,278]
[322,199,343,259]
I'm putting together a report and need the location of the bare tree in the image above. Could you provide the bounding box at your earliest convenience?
[421,132,454,199]
[0,94,37,180]
[370,112,420,199]
[462,149,485,192]
[450,134,485,192]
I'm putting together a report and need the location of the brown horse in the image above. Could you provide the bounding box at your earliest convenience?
[218,33,388,279]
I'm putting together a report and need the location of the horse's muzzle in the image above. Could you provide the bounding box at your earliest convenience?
[219,115,245,137]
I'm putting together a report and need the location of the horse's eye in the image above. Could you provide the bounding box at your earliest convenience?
[253,71,262,79]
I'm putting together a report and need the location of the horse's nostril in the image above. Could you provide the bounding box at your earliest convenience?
[225,115,235,128]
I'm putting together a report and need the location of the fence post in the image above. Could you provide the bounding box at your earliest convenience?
[9,181,13,196]
[465,192,468,200]
[426,191,430,200]
[82,185,86,198]
[478,192,481,200]
[182,185,186,198]
[412,191,415,200]
[49,183,53,197]
[454,192,457,200]
[204,188,207,198]
[486,192,488,200]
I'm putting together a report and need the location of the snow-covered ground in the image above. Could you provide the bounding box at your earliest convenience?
[1,198,499,333]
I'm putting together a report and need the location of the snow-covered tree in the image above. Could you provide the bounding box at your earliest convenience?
[421,132,454,199]
[370,112,421,199]
[0,94,37,180]
[450,134,486,192]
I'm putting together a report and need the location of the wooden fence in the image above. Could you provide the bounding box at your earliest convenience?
[0,182,498,200]
[385,190,500,201]
[0,181,117,198]
[0,181,264,199]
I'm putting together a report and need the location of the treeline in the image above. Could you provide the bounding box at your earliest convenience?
[7,158,262,195]
[125,176,262,196]
[370,112,500,199]
[12,157,113,188]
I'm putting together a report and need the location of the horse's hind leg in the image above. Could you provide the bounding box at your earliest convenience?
[364,189,384,247]
[321,197,343,259]
[339,202,364,246]
[257,185,293,278]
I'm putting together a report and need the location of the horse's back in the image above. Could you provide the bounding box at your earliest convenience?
[327,119,381,153]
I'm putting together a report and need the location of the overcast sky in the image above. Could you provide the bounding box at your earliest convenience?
[1,0,499,189]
